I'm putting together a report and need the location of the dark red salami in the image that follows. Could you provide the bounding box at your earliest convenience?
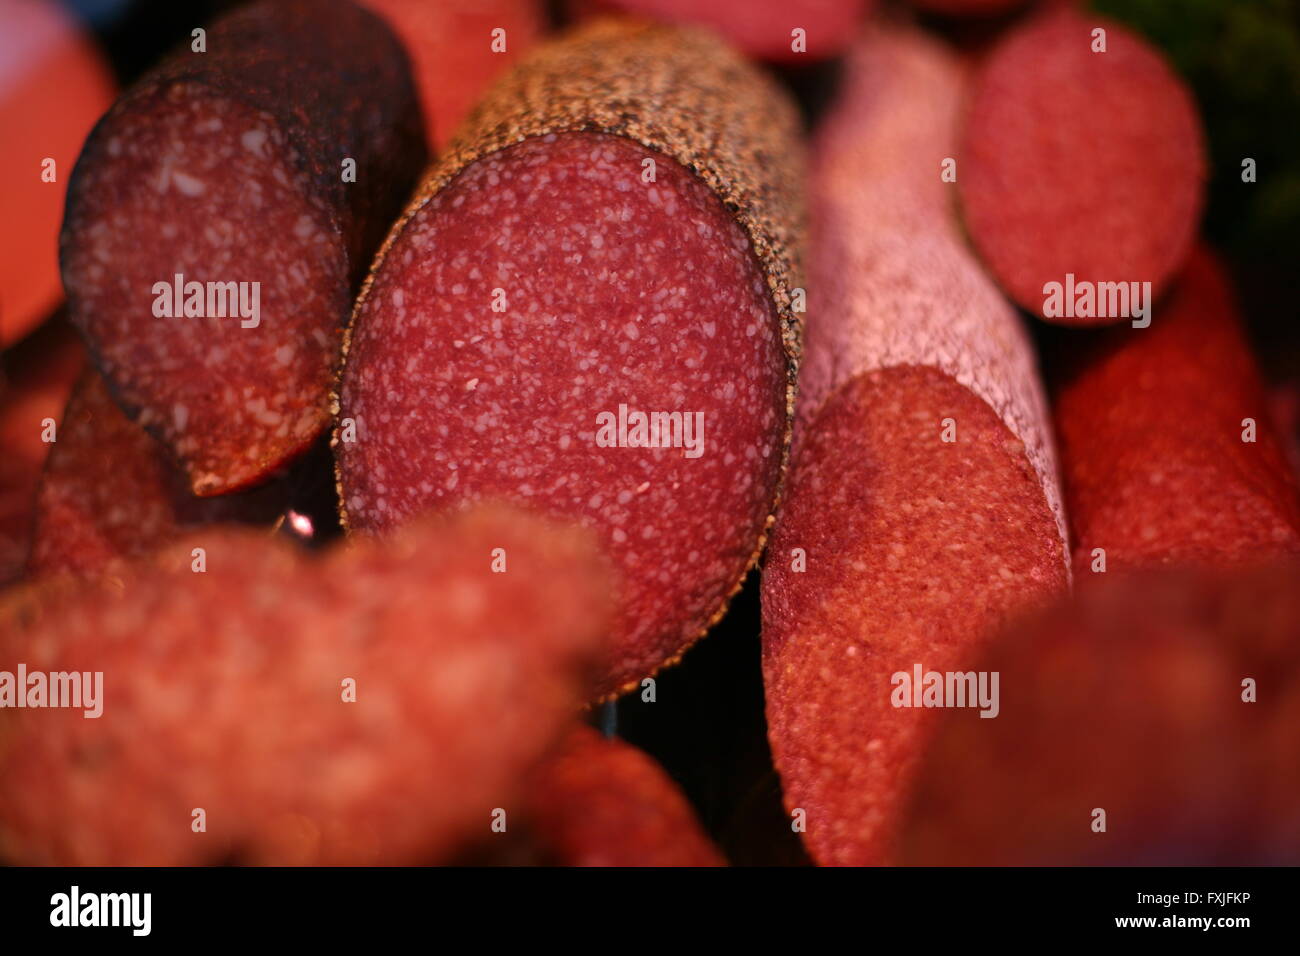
[29,370,289,577]
[958,5,1206,323]
[60,0,426,496]
[0,506,610,865]
[900,562,1300,865]
[521,725,725,866]
[335,21,805,701]
[1053,245,1300,577]
[761,25,1069,867]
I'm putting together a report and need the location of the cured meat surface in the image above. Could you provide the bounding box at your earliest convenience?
[958,5,1205,321]
[0,506,609,865]
[337,21,805,700]
[901,562,1300,865]
[30,370,289,577]
[1053,245,1300,577]
[761,24,1068,867]
[61,0,425,495]
[523,725,725,866]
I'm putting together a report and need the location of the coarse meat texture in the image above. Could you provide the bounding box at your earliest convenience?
[958,5,1205,321]
[762,367,1069,866]
[762,23,1069,867]
[29,370,290,577]
[899,562,1300,865]
[0,506,609,865]
[60,0,425,496]
[338,131,787,700]
[1053,245,1300,577]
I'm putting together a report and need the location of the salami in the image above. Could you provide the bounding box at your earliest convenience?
[900,561,1300,865]
[1053,245,1300,577]
[0,320,84,585]
[761,25,1069,867]
[0,0,115,346]
[958,5,1206,323]
[592,0,871,63]
[519,725,724,866]
[0,506,610,865]
[357,0,544,151]
[29,369,289,577]
[335,21,805,701]
[60,0,426,496]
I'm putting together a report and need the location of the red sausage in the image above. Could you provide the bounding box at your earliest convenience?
[761,24,1069,867]
[592,0,871,62]
[1053,245,1300,577]
[901,561,1300,865]
[29,370,289,577]
[60,0,426,496]
[0,506,609,865]
[958,5,1206,323]
[521,725,724,866]
[335,21,805,701]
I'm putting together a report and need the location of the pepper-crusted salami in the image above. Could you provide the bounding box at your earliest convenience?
[761,25,1069,867]
[900,562,1300,865]
[29,370,289,577]
[958,5,1206,323]
[335,20,805,701]
[1053,246,1300,577]
[0,506,610,865]
[520,725,725,866]
[60,0,426,496]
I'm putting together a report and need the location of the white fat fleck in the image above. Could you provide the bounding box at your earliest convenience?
[241,128,268,154]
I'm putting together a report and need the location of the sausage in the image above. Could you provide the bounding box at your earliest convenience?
[29,369,289,577]
[60,0,426,497]
[958,5,1205,323]
[0,0,115,346]
[1052,245,1300,577]
[356,0,545,151]
[520,725,725,866]
[589,0,871,62]
[0,320,84,585]
[760,24,1069,867]
[900,560,1300,865]
[335,20,805,701]
[0,505,610,865]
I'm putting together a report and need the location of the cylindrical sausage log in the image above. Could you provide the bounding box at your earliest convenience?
[0,506,609,865]
[901,561,1300,865]
[335,20,805,701]
[958,5,1205,323]
[760,24,1069,867]
[1053,245,1300,577]
[60,0,426,496]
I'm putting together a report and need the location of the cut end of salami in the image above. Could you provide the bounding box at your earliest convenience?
[1053,245,1300,576]
[59,0,425,496]
[521,725,725,866]
[0,504,611,866]
[762,367,1069,866]
[336,20,804,701]
[899,562,1300,865]
[958,5,1206,322]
